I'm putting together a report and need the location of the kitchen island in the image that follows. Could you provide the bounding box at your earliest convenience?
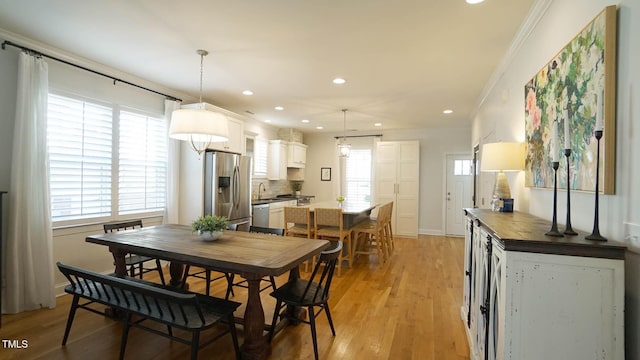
[301,200,376,228]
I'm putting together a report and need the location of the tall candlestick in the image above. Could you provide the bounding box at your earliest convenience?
[546,161,563,237]
[586,130,606,241]
[564,109,570,149]
[595,91,603,131]
[564,149,577,235]
[552,121,559,162]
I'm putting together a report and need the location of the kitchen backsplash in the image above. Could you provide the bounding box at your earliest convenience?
[251,179,299,199]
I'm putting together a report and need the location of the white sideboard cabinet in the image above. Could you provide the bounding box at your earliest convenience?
[462,209,625,360]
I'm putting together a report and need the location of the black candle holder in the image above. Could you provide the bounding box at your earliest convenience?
[564,149,578,235]
[586,130,607,241]
[546,161,563,237]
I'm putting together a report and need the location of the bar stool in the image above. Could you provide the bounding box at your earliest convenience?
[285,206,315,271]
[314,208,352,275]
[352,202,391,267]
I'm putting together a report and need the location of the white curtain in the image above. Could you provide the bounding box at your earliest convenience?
[164,99,181,224]
[3,52,55,313]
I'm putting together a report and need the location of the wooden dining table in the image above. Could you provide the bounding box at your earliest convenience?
[86,224,330,360]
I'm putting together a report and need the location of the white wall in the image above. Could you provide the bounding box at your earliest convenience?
[305,126,471,235]
[471,1,640,358]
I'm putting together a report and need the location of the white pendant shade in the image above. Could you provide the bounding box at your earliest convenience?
[169,108,229,143]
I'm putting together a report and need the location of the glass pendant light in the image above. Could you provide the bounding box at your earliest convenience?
[338,109,350,157]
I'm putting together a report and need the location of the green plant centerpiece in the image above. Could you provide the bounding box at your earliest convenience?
[192,214,229,241]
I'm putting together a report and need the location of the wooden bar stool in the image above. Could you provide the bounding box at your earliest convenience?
[352,203,390,267]
[314,208,352,275]
[284,206,315,271]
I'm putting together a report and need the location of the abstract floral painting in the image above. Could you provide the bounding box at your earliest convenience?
[524,6,616,194]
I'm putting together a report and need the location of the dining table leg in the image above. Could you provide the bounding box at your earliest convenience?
[241,275,270,360]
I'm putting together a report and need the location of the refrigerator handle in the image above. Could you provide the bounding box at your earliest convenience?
[233,165,240,209]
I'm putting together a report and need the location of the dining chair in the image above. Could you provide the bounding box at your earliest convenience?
[314,208,352,276]
[224,225,283,299]
[284,206,315,271]
[180,223,239,297]
[268,241,343,360]
[103,220,165,285]
[352,202,393,266]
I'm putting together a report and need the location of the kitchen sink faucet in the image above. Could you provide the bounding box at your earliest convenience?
[258,182,266,200]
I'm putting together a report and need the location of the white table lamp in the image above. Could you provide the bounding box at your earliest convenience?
[481,142,524,210]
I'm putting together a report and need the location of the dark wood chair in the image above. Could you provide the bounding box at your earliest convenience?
[268,241,343,360]
[181,223,240,297]
[103,220,165,285]
[224,226,284,299]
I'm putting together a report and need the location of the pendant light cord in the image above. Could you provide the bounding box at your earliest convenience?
[196,49,208,104]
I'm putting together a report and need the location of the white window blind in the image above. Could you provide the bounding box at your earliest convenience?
[345,149,372,208]
[118,111,167,214]
[47,94,113,221]
[253,138,268,177]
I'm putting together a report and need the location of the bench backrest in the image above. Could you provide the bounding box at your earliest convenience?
[57,262,207,329]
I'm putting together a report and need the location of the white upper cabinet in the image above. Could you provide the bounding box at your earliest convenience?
[268,140,288,180]
[180,102,244,154]
[287,142,307,168]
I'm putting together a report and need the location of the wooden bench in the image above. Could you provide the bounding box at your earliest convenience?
[57,262,241,360]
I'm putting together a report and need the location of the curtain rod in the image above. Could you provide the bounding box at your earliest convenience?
[1,40,182,102]
[333,134,383,140]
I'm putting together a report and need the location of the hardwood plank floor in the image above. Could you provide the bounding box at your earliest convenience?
[0,235,470,360]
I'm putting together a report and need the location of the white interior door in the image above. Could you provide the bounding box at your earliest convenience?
[445,154,472,236]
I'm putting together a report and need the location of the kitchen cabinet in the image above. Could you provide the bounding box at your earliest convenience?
[375,141,419,237]
[268,200,297,228]
[462,209,625,360]
[287,142,307,168]
[268,140,287,180]
[180,102,244,154]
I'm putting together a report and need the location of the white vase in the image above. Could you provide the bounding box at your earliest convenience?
[199,230,223,241]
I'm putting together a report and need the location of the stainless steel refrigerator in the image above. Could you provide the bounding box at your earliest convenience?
[203,150,252,230]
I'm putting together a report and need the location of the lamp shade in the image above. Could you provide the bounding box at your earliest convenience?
[169,108,229,143]
[481,142,524,172]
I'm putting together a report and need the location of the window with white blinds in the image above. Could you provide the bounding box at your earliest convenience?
[47,93,168,224]
[253,138,268,177]
[118,110,167,214]
[47,94,113,222]
[344,149,372,208]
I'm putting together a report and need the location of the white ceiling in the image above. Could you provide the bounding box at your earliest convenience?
[0,0,535,133]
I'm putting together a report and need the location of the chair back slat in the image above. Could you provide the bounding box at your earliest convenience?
[103,219,143,233]
[249,226,285,236]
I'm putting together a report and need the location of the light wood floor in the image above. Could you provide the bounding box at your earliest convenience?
[0,235,470,360]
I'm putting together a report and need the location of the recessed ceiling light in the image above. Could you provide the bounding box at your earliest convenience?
[242,90,253,96]
[264,119,272,123]
[443,109,453,114]
[274,106,284,111]
[301,119,310,123]
[466,0,485,4]
[333,78,346,85]
[316,126,324,130]
[374,123,382,127]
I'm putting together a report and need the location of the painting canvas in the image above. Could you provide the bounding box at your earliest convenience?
[524,6,616,194]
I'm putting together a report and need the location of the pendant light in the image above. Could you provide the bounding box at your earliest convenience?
[169,49,229,155]
[338,109,350,157]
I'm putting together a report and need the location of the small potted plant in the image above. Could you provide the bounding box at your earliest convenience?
[336,195,345,207]
[192,214,229,241]
[291,181,303,196]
